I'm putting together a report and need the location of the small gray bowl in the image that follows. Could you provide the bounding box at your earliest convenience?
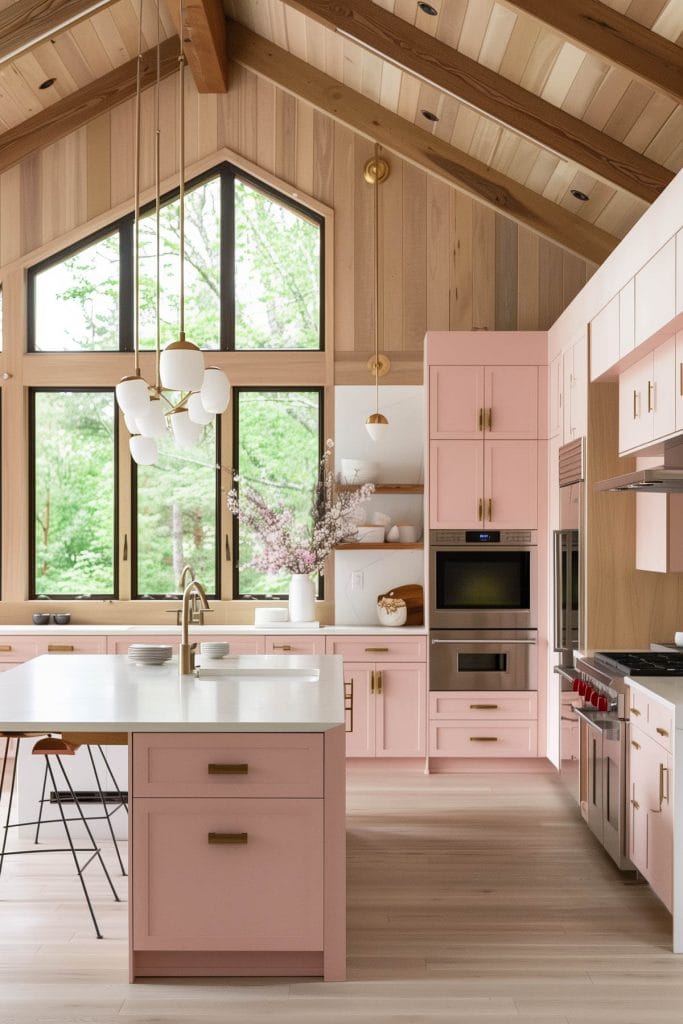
[32,613,50,625]
[52,613,71,625]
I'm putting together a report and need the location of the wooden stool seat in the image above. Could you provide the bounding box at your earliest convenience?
[32,737,78,756]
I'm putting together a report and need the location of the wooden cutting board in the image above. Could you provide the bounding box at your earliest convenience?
[377,584,424,626]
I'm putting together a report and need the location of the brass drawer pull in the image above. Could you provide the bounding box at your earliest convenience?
[660,764,670,805]
[344,679,353,733]
[631,799,640,810]
[208,832,248,845]
[478,497,483,521]
[370,670,375,694]
[487,498,492,521]
[208,763,248,775]
[0,644,12,652]
[487,407,492,431]
[647,380,654,413]
[376,670,383,696]
[656,727,669,738]
[272,644,292,651]
[470,736,498,742]
[478,407,484,431]
[632,389,638,419]
[470,704,499,710]
[630,707,641,716]
[631,740,641,750]
[48,644,74,652]
[365,647,389,653]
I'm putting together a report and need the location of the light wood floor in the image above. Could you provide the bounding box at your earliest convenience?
[0,765,680,1023]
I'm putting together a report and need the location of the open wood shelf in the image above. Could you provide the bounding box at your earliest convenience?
[335,542,424,550]
[335,483,424,494]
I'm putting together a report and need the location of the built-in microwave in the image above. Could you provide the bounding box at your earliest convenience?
[429,529,537,630]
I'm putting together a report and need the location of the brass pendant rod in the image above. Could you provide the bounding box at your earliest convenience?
[373,142,380,416]
[178,0,186,340]
[133,0,144,377]
[154,0,161,389]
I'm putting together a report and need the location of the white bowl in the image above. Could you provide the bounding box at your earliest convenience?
[355,525,385,543]
[340,459,378,484]
[200,642,230,658]
[377,600,407,627]
[674,631,683,647]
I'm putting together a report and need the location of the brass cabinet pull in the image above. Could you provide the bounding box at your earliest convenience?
[631,740,641,750]
[487,498,492,521]
[630,707,641,716]
[0,644,12,652]
[487,407,492,431]
[370,670,375,695]
[478,407,484,431]
[632,389,638,419]
[272,644,292,651]
[470,736,498,742]
[48,644,74,652]
[631,799,640,810]
[376,670,383,696]
[656,726,669,738]
[470,703,498,710]
[478,497,483,521]
[660,764,670,805]
[208,832,248,845]
[647,380,654,413]
[208,763,248,775]
[344,679,353,733]
[680,361,683,397]
[365,647,389,652]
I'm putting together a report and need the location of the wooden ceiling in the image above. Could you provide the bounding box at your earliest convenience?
[0,0,681,263]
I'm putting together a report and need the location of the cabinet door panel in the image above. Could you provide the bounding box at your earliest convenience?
[374,663,426,757]
[677,331,683,430]
[619,354,653,453]
[647,744,673,913]
[484,441,538,528]
[635,238,676,346]
[133,797,324,951]
[344,665,374,757]
[619,280,635,359]
[484,366,538,438]
[590,295,620,381]
[429,366,484,438]
[430,441,484,529]
[652,336,676,440]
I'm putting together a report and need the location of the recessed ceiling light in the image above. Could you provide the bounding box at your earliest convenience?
[570,188,589,202]
[421,109,439,122]
[38,78,56,90]
[417,2,439,14]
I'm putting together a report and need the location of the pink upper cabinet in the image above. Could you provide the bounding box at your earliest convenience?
[429,365,538,440]
[429,366,484,438]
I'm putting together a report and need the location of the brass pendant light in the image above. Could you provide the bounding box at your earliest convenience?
[364,143,390,441]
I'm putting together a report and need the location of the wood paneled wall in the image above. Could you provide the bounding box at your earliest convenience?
[0,64,595,384]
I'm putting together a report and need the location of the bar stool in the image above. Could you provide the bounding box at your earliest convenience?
[34,732,128,876]
[0,733,121,939]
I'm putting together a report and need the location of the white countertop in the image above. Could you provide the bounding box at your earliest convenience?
[0,654,345,732]
[0,624,427,636]
[625,675,682,713]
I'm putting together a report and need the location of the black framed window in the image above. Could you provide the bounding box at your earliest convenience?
[233,388,323,599]
[30,389,118,598]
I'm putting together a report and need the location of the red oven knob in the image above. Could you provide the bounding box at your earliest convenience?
[597,696,608,712]
[578,681,587,696]
[583,685,593,703]
[572,678,581,692]
[590,691,600,707]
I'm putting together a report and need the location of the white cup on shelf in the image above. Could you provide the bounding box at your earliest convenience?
[397,524,418,543]
[674,631,683,647]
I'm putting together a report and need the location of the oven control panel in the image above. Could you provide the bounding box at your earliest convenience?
[430,529,536,545]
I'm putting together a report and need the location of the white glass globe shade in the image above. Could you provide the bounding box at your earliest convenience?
[129,435,158,465]
[136,398,167,438]
[171,410,203,448]
[123,412,139,436]
[159,340,205,392]
[187,391,214,426]
[200,367,230,414]
[116,376,150,417]
[365,415,389,442]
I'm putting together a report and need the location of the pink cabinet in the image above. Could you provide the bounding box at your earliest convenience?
[629,722,673,913]
[430,365,537,440]
[677,331,683,429]
[264,634,326,655]
[428,691,538,758]
[343,662,426,758]
[618,336,677,454]
[107,633,266,655]
[430,440,538,529]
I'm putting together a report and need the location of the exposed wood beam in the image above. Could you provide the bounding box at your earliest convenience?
[281,0,672,203]
[503,0,683,105]
[164,0,229,93]
[0,36,179,176]
[230,21,617,264]
[0,0,116,69]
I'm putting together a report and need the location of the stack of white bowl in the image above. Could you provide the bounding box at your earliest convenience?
[200,641,231,659]
[128,643,172,665]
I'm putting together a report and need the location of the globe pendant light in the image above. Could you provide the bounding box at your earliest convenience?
[171,409,202,448]
[130,434,158,465]
[200,366,231,414]
[136,395,167,437]
[187,391,214,426]
[364,143,390,441]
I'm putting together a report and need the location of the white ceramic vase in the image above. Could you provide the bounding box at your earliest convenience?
[288,574,316,623]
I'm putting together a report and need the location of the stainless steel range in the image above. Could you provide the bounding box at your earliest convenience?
[569,650,683,870]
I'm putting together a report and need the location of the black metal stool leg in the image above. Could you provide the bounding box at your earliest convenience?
[0,737,20,877]
[33,759,49,845]
[85,746,127,876]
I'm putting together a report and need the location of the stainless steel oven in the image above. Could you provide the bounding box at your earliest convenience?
[429,529,537,630]
[430,629,538,691]
[553,439,584,666]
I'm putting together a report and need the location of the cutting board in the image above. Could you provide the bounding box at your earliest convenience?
[377,584,424,626]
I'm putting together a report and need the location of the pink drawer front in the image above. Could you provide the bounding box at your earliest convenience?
[430,722,538,757]
[132,733,323,798]
[326,636,426,662]
[108,634,266,655]
[0,637,41,662]
[133,797,324,951]
[37,635,107,655]
[265,635,326,656]
[647,699,673,752]
[429,692,538,721]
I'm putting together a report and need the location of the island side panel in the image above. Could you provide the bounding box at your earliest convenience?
[324,723,347,981]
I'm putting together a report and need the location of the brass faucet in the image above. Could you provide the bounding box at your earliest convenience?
[178,564,196,590]
[179,579,210,676]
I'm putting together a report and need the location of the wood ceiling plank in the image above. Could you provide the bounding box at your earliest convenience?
[163,0,229,93]
[0,0,117,69]
[0,35,179,175]
[503,0,683,104]
[280,0,673,202]
[230,20,619,263]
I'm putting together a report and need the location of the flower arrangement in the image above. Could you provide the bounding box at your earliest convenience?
[227,440,374,576]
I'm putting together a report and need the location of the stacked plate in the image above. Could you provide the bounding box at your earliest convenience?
[128,643,172,666]
[200,641,230,659]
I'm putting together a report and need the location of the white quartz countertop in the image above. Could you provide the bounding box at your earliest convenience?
[0,624,426,636]
[0,654,345,732]
[625,676,682,713]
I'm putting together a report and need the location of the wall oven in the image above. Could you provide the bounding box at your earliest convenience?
[429,529,537,691]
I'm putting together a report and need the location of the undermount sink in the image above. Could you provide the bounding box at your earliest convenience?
[195,664,320,680]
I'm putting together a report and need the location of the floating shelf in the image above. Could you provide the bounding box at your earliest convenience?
[335,483,424,494]
[335,542,424,550]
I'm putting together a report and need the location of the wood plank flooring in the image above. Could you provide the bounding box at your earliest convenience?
[0,765,680,1023]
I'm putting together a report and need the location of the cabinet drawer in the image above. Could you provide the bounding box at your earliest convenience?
[0,636,41,661]
[430,722,537,757]
[429,692,537,721]
[132,733,323,798]
[132,797,323,951]
[37,635,107,655]
[326,636,426,661]
[265,635,326,656]
[108,634,266,655]
[628,688,673,752]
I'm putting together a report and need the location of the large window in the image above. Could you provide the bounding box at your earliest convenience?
[234,389,322,598]
[30,390,117,598]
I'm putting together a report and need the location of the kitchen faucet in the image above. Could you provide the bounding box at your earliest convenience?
[170,565,210,626]
[179,579,210,676]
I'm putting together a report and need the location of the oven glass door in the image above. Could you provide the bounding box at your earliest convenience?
[430,546,535,629]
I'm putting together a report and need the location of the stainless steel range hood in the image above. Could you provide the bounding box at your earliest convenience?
[595,442,683,493]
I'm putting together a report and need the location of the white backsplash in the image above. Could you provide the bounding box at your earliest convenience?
[334,386,424,625]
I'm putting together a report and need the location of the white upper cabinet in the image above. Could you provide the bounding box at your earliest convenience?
[590,295,620,381]
[634,238,676,348]
[618,336,677,454]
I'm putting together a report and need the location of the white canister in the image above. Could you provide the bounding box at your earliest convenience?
[397,524,418,543]
[377,598,407,627]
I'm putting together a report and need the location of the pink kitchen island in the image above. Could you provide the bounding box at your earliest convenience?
[0,653,346,982]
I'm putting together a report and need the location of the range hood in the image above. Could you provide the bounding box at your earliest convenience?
[595,443,683,493]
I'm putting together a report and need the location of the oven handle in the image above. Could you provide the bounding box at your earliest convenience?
[573,706,616,732]
[430,639,537,645]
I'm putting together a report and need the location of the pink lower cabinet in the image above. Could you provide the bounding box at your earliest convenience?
[629,720,673,913]
[343,663,427,757]
[429,692,538,758]
[130,730,346,980]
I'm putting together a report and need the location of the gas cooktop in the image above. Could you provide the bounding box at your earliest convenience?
[594,651,683,677]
